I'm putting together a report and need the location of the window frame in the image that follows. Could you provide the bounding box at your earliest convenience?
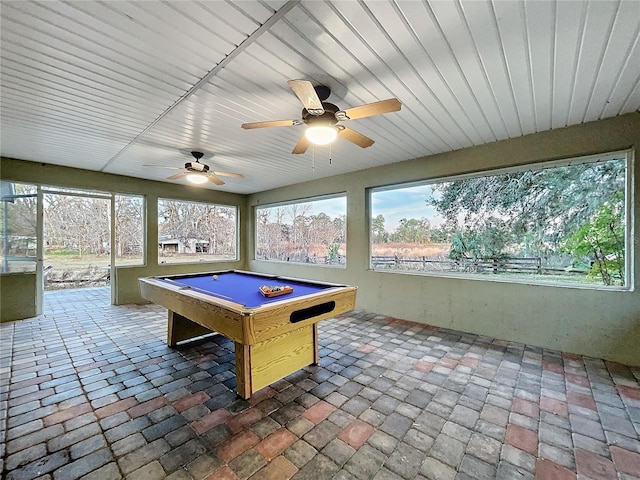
[0,182,38,273]
[114,193,145,267]
[368,149,633,291]
[254,192,347,268]
[157,197,239,265]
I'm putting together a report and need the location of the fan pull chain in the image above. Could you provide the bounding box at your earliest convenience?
[329,143,332,165]
[312,146,315,171]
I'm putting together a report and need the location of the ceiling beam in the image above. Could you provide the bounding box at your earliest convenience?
[99,0,301,172]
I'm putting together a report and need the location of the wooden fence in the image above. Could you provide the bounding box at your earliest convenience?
[256,253,346,265]
[371,256,587,276]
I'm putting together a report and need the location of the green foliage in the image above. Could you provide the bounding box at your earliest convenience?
[45,249,80,257]
[387,217,431,243]
[428,159,627,284]
[392,218,431,243]
[327,243,340,263]
[562,193,625,285]
[371,214,387,243]
[448,231,475,260]
[371,157,627,286]
[431,160,625,250]
[448,220,511,260]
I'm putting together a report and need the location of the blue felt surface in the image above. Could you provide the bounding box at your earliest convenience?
[161,271,331,308]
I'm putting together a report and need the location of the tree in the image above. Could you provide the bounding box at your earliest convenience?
[256,202,345,264]
[371,214,387,243]
[115,195,143,257]
[430,225,455,243]
[308,213,335,246]
[158,200,237,257]
[1,183,37,268]
[286,203,312,248]
[430,160,625,251]
[256,207,288,260]
[389,217,432,244]
[562,193,625,285]
[447,220,511,261]
[1,184,37,236]
[332,215,346,244]
[44,194,109,257]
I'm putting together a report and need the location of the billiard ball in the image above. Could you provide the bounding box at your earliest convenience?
[212,275,218,280]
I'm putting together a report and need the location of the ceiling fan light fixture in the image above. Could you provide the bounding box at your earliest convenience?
[186,173,208,184]
[305,125,338,145]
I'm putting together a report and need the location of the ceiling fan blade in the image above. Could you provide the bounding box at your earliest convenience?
[340,98,401,120]
[292,135,311,155]
[212,170,244,179]
[144,165,182,170]
[338,127,375,148]
[288,79,324,115]
[242,119,297,129]
[167,172,188,180]
[207,174,225,186]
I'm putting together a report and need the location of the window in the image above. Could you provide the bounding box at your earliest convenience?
[256,195,346,266]
[0,182,37,273]
[115,194,144,266]
[158,199,237,264]
[370,152,629,288]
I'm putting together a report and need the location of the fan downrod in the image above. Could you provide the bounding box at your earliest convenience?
[314,85,331,102]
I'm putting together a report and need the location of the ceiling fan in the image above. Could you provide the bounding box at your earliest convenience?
[242,80,401,154]
[144,151,244,186]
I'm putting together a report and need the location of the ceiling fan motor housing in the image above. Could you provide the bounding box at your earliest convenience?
[185,162,209,172]
[303,102,339,126]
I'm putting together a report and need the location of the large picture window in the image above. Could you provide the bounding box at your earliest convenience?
[256,195,346,266]
[370,152,630,288]
[0,182,37,273]
[158,199,237,264]
[115,194,144,266]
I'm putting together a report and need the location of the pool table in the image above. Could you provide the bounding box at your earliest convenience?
[138,270,357,399]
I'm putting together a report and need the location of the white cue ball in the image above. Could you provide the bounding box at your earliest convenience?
[212,275,218,280]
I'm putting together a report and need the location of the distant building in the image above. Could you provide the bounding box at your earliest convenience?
[158,237,209,254]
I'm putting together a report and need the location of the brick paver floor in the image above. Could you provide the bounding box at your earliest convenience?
[1,287,639,479]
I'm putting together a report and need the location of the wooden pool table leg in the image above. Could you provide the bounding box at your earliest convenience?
[313,323,320,365]
[167,311,212,347]
[234,342,252,399]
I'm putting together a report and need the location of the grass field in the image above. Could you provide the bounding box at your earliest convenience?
[5,246,602,289]
[44,252,131,289]
[43,252,235,289]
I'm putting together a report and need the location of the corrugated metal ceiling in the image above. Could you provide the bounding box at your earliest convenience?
[1,0,638,194]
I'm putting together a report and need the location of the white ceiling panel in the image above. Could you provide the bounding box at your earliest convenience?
[2,0,638,194]
[567,0,621,126]
[583,0,640,120]
[550,0,588,130]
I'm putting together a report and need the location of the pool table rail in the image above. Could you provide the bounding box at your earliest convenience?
[139,276,356,345]
[139,277,246,343]
[246,285,356,344]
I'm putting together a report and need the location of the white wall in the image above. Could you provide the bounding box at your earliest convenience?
[0,272,37,322]
[0,161,249,308]
[2,114,638,365]
[248,113,640,366]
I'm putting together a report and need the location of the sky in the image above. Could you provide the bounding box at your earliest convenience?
[260,196,346,223]
[260,185,443,231]
[307,196,346,219]
[371,184,443,230]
